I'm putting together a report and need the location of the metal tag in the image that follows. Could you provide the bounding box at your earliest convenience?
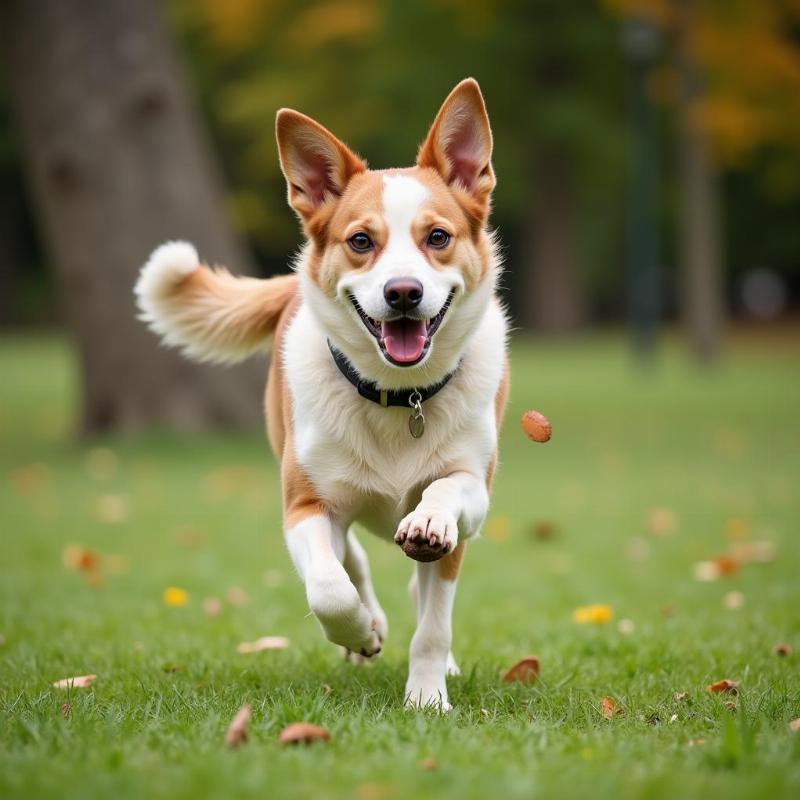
[408,389,424,438]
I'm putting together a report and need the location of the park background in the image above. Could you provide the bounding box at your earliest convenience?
[1,1,799,799]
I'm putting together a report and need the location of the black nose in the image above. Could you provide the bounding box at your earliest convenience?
[383,278,423,312]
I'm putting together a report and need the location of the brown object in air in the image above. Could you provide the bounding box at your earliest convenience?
[521,410,552,443]
[502,656,541,684]
[278,722,331,745]
[401,538,447,563]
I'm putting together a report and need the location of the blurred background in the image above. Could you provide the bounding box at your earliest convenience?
[1,0,799,434]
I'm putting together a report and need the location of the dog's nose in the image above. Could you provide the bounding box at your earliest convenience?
[383,278,423,312]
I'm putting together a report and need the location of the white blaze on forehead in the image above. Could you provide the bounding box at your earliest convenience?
[382,174,429,244]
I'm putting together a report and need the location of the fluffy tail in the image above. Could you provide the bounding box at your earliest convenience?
[135,241,298,364]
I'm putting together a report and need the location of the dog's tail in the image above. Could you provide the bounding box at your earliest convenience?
[135,241,298,364]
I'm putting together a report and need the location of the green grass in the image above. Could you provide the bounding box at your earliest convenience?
[1,330,799,800]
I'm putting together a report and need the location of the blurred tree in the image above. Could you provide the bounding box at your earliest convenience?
[607,0,800,358]
[0,0,262,433]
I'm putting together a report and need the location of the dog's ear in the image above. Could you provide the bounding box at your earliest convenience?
[416,78,495,220]
[276,109,367,222]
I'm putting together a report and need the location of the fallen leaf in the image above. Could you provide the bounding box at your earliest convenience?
[723,590,744,610]
[418,757,438,770]
[237,636,290,654]
[278,722,330,745]
[706,679,739,695]
[712,555,740,576]
[647,507,676,536]
[600,696,624,719]
[93,493,129,524]
[521,410,552,443]
[693,561,721,582]
[163,586,189,607]
[773,642,792,656]
[59,702,71,717]
[669,713,678,723]
[530,520,558,540]
[63,545,100,573]
[322,684,333,695]
[227,586,250,606]
[790,718,800,733]
[617,619,635,634]
[731,540,776,564]
[203,597,223,617]
[502,656,540,684]
[673,691,689,702]
[573,604,613,625]
[53,674,96,689]
[480,708,489,717]
[724,701,737,711]
[225,704,251,748]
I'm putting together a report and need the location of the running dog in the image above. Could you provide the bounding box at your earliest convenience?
[135,78,508,709]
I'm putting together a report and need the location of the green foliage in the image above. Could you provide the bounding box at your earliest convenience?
[2,331,799,799]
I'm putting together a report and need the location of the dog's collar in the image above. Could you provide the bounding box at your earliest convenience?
[327,340,457,409]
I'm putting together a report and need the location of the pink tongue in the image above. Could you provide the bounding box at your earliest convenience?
[381,319,427,363]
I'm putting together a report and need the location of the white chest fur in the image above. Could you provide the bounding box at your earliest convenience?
[282,300,506,536]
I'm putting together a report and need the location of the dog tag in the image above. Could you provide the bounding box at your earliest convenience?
[408,390,424,439]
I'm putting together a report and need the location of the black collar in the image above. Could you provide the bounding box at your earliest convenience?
[328,340,457,408]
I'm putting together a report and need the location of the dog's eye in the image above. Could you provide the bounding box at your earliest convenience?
[348,232,374,252]
[427,229,450,249]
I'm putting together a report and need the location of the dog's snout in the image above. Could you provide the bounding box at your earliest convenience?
[383,278,423,312]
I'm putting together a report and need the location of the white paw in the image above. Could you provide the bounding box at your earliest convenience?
[404,682,451,712]
[394,506,458,554]
[307,577,383,658]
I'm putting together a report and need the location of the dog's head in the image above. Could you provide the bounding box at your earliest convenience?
[276,79,499,388]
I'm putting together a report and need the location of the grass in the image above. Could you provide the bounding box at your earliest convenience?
[1,330,799,800]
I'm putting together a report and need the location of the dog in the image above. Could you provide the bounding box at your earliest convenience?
[135,78,508,710]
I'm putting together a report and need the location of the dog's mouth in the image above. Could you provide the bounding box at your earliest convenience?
[349,290,455,366]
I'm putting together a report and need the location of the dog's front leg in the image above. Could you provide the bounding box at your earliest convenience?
[405,544,467,710]
[285,513,382,658]
[395,470,489,555]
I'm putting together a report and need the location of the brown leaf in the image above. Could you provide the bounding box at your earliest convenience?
[59,702,71,717]
[773,642,792,657]
[521,410,552,443]
[706,679,739,695]
[790,718,800,733]
[724,701,737,712]
[202,597,223,617]
[647,507,677,536]
[52,674,96,689]
[600,696,624,719]
[237,636,290,654]
[63,545,101,573]
[673,691,689,702]
[712,555,740,576]
[278,722,331,745]
[502,656,540,684]
[418,757,438,770]
[225,704,252,748]
[530,520,558,540]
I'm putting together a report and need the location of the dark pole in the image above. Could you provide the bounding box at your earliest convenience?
[624,18,661,362]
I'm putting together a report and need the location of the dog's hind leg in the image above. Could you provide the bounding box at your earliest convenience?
[343,529,388,646]
[285,514,382,658]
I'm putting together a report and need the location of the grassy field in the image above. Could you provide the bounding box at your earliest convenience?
[1,331,799,800]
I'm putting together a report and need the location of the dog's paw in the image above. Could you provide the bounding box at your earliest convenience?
[404,682,451,712]
[395,506,458,558]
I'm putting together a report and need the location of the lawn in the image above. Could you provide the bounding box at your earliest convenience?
[1,330,799,800]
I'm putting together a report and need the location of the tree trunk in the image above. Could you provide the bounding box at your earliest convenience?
[0,0,264,433]
[676,0,725,361]
[521,148,585,332]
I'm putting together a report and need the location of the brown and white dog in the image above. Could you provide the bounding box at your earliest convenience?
[135,79,508,710]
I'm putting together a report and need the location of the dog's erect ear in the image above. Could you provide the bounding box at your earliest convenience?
[416,79,495,217]
[276,109,367,222]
